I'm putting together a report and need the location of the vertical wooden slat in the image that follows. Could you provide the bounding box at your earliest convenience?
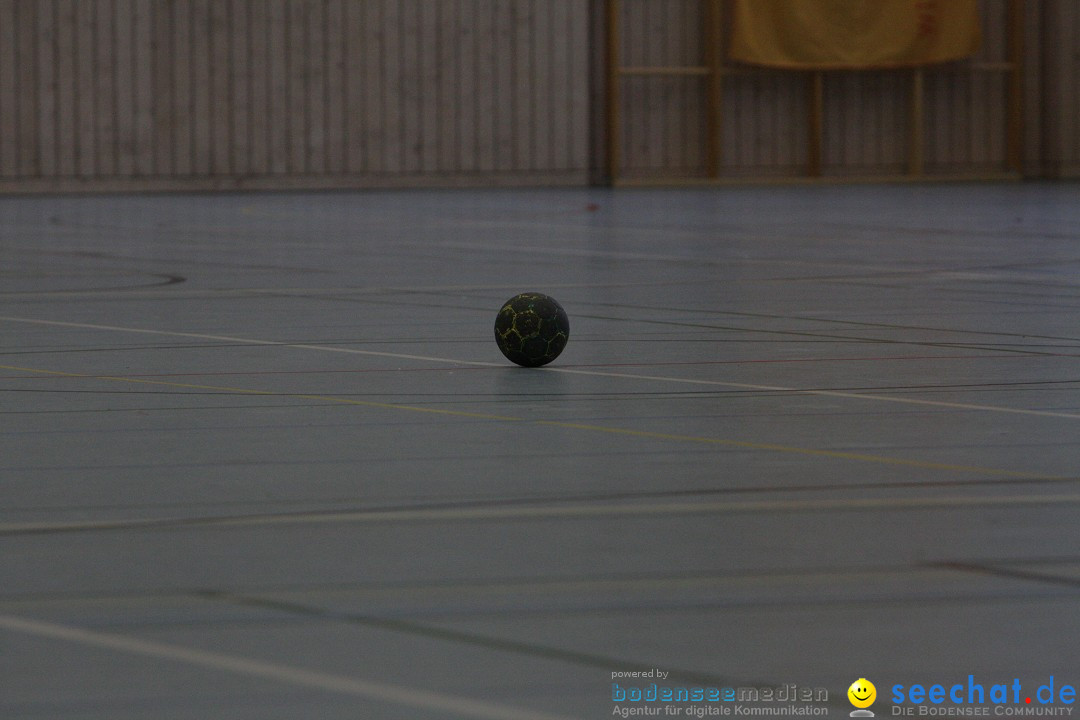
[525,0,544,171]
[1073,0,1080,169]
[822,73,839,170]
[953,72,972,168]
[114,0,134,175]
[971,71,990,167]
[959,70,973,170]
[647,0,664,174]
[492,0,514,172]
[190,0,210,175]
[75,0,95,176]
[807,71,823,176]
[861,74,876,168]
[474,0,495,172]
[16,1,39,176]
[285,0,305,173]
[305,0,326,175]
[550,0,571,171]
[667,1,684,170]
[1041,0,1067,174]
[436,0,458,173]
[1071,1,1080,168]
[704,0,721,176]
[511,1,530,171]
[567,0,589,172]
[908,69,925,175]
[533,0,555,171]
[0,0,17,177]
[55,0,76,176]
[399,0,418,173]
[342,0,363,173]
[605,0,619,181]
[230,0,250,177]
[170,0,191,175]
[361,0,384,173]
[131,0,152,175]
[152,0,174,176]
[37,0,57,177]
[929,68,946,172]
[885,72,904,170]
[622,0,640,173]
[456,0,477,172]
[93,0,115,176]
[247,0,267,175]
[381,0,402,174]
[680,2,697,172]
[419,0,439,173]
[643,0,661,171]
[734,76,751,170]
[266,0,287,174]
[1006,0,1025,173]
[324,0,344,174]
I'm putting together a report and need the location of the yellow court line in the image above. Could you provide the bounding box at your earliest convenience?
[0,363,1050,480]
[199,493,1080,525]
[0,363,520,422]
[534,421,1041,478]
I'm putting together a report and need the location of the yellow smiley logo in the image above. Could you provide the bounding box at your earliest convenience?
[848,679,877,709]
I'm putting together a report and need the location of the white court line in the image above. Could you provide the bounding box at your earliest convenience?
[0,315,506,367]
[555,367,1080,420]
[3,314,1079,420]
[0,614,576,720]
[2,494,1078,535]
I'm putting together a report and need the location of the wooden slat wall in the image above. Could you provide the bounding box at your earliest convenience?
[2,0,1079,190]
[617,0,707,175]
[613,0,1080,181]
[0,0,590,191]
[1042,0,1080,176]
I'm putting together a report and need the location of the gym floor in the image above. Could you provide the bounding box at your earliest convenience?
[1,183,1078,719]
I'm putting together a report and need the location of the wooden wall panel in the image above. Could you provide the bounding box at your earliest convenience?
[612,0,1079,182]
[1042,0,1080,175]
[617,0,708,176]
[0,0,591,192]
[3,0,1079,190]
[821,72,907,175]
[0,0,16,178]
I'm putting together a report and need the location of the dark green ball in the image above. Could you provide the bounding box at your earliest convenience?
[494,292,570,367]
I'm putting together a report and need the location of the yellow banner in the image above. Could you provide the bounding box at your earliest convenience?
[729,0,981,69]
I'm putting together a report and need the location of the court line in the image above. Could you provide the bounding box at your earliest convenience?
[0,361,1046,482]
[0,614,576,720]
[3,314,1078,420]
[0,363,521,422]
[546,367,1080,420]
[2,494,1076,536]
[0,315,508,368]
[929,561,1080,591]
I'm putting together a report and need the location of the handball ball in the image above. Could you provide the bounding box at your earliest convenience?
[494,292,570,367]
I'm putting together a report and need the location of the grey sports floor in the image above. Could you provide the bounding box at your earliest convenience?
[1,183,1078,719]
